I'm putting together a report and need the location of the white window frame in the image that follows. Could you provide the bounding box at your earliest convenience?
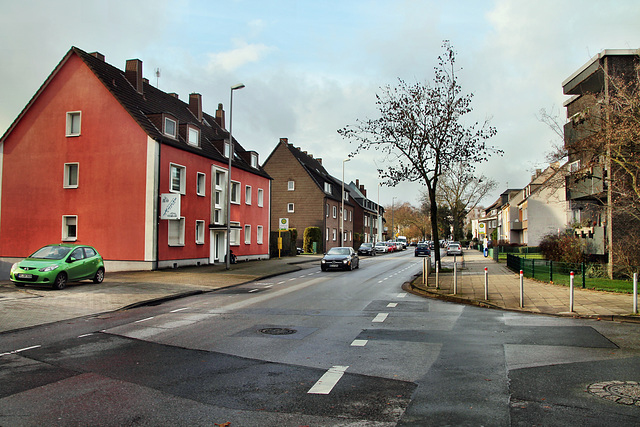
[245,185,252,205]
[288,181,295,191]
[332,228,337,241]
[230,181,240,204]
[230,221,241,246]
[168,217,185,246]
[288,203,295,213]
[187,126,200,147]
[251,153,258,168]
[66,111,81,137]
[63,163,79,188]
[326,227,329,241]
[224,141,230,158]
[195,220,205,244]
[62,215,77,241]
[257,225,263,244]
[196,172,206,196]
[170,163,186,194]
[324,182,331,193]
[244,224,251,244]
[332,206,337,218]
[257,188,264,207]
[164,117,177,138]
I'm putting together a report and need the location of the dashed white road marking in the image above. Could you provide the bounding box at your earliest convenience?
[248,289,260,293]
[134,317,154,323]
[373,313,389,322]
[397,293,407,298]
[387,303,398,308]
[0,345,41,357]
[351,339,368,347]
[77,333,93,338]
[308,365,349,394]
[170,307,189,313]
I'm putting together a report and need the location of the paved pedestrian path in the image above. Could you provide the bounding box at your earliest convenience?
[409,250,639,321]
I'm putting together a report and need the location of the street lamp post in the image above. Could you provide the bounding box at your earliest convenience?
[226,83,245,270]
[341,158,351,246]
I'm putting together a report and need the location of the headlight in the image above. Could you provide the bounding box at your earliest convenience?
[343,259,348,264]
[39,264,59,272]
[10,263,18,273]
[321,259,326,264]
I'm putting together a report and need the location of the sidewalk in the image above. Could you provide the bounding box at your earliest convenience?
[409,250,640,322]
[0,254,322,333]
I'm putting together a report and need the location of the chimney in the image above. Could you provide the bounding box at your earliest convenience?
[169,93,179,99]
[317,158,322,165]
[215,103,225,129]
[90,52,105,61]
[125,59,143,94]
[356,179,360,188]
[360,185,366,197]
[279,137,288,144]
[189,93,203,122]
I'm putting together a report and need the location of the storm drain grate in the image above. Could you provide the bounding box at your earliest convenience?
[259,327,297,335]
[588,381,640,406]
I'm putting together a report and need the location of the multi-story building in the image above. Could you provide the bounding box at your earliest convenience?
[562,49,640,259]
[0,47,271,273]
[346,180,384,244]
[263,138,354,252]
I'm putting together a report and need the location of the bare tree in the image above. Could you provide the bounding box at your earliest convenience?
[430,162,497,240]
[339,41,500,267]
[386,201,432,241]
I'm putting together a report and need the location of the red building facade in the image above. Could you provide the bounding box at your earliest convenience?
[0,47,271,272]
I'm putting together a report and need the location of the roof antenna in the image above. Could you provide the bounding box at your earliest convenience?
[155,68,161,88]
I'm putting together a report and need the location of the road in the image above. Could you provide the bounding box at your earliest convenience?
[1,249,639,426]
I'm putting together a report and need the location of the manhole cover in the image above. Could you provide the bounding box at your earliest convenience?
[259,327,297,335]
[588,381,640,406]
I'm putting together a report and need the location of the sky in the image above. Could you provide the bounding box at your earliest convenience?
[1,0,639,209]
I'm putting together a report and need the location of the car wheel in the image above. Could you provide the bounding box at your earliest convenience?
[93,268,105,284]
[321,266,326,272]
[53,272,67,290]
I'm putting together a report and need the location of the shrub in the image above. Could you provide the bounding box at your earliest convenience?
[303,227,322,254]
[539,232,586,263]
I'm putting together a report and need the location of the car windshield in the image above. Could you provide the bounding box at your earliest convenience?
[30,246,72,260]
[360,243,372,248]
[327,248,350,255]
[417,244,428,248]
[449,244,460,249]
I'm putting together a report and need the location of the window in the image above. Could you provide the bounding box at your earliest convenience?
[332,229,337,241]
[326,227,329,241]
[231,181,240,204]
[251,153,259,168]
[215,171,223,187]
[324,182,332,193]
[344,191,349,201]
[62,216,77,241]
[214,209,222,224]
[170,163,186,194]
[197,172,206,196]
[64,163,79,188]
[257,225,263,244]
[66,111,81,136]
[288,181,295,191]
[245,185,252,205]
[230,221,240,246]
[349,210,352,222]
[168,217,185,246]
[188,127,200,147]
[164,117,177,138]
[258,188,264,207]
[244,224,251,244]
[224,141,230,158]
[195,220,205,244]
[288,203,295,213]
[332,206,337,218]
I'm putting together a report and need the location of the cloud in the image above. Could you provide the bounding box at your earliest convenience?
[206,42,274,73]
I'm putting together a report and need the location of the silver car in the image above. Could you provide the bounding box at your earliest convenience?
[447,243,462,256]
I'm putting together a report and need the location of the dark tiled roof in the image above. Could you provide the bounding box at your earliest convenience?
[283,142,353,205]
[2,46,269,180]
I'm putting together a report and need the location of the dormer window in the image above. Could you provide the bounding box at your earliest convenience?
[251,153,258,168]
[164,117,177,138]
[324,182,332,193]
[187,126,200,147]
[224,141,230,158]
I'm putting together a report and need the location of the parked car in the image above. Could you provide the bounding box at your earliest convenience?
[414,243,431,257]
[374,242,389,253]
[386,242,397,252]
[10,244,105,290]
[357,242,376,256]
[447,243,463,256]
[321,247,360,271]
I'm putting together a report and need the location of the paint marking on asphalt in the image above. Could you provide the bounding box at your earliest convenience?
[378,280,384,283]
[373,313,389,322]
[351,339,368,347]
[308,365,349,394]
[397,293,407,298]
[170,308,189,313]
[248,289,260,293]
[278,281,286,285]
[387,303,398,308]
[135,317,154,323]
[0,345,42,357]
[77,333,93,338]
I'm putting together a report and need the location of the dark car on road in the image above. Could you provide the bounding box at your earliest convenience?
[414,243,431,257]
[321,247,360,271]
[357,242,376,256]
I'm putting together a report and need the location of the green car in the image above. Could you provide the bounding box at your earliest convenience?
[10,244,105,290]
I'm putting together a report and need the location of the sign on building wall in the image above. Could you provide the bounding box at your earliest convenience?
[160,193,181,219]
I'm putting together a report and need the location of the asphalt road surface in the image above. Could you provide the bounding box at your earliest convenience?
[1,249,639,426]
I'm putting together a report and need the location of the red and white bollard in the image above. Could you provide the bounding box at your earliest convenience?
[484,267,489,300]
[570,271,575,312]
[519,270,524,308]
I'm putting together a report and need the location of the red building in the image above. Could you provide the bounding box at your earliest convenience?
[0,47,271,272]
